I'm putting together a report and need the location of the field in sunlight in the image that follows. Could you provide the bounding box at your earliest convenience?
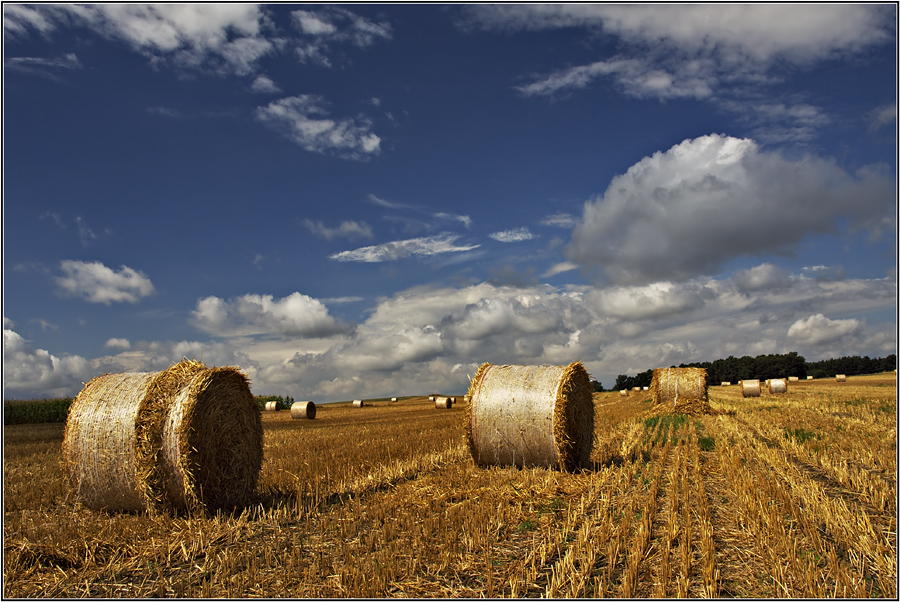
[4,373,896,597]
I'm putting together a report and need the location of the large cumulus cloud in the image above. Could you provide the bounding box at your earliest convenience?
[566,134,894,285]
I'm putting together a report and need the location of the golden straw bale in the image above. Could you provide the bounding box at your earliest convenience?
[290,401,316,419]
[390,397,398,402]
[721,381,731,386]
[159,366,261,512]
[741,379,761,397]
[788,376,799,382]
[435,396,452,409]
[650,367,708,405]
[264,401,278,411]
[769,378,788,394]
[619,389,628,396]
[63,360,260,513]
[352,399,365,408]
[465,362,594,471]
[836,374,847,382]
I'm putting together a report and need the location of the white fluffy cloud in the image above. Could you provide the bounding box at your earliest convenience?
[3,322,92,399]
[566,134,894,285]
[4,4,273,75]
[255,95,381,159]
[329,233,479,262]
[734,263,793,293]
[55,260,155,304]
[191,292,349,338]
[787,314,863,346]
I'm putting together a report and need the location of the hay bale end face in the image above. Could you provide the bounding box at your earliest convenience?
[290,401,316,419]
[741,379,761,398]
[466,362,594,471]
[768,378,788,394]
[63,361,262,513]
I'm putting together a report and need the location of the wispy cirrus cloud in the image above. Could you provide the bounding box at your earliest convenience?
[329,233,479,262]
[292,6,392,67]
[4,4,274,76]
[489,227,534,242]
[255,95,381,159]
[4,52,82,79]
[303,219,374,240]
[368,194,472,231]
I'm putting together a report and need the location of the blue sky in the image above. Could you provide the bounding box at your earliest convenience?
[3,4,897,401]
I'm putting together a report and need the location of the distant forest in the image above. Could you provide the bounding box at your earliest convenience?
[610,352,897,391]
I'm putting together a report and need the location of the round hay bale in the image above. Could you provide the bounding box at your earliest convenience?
[465,362,594,471]
[63,360,260,513]
[352,399,365,408]
[788,376,799,383]
[264,401,279,411]
[721,381,731,386]
[428,396,435,401]
[290,401,316,420]
[768,378,788,394]
[435,396,452,409]
[390,397,398,402]
[619,389,628,397]
[159,366,262,512]
[741,379,761,398]
[836,374,847,382]
[632,386,641,392]
[650,367,708,407]
[807,375,814,380]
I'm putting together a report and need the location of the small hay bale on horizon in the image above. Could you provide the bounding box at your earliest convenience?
[352,399,365,408]
[721,381,731,386]
[807,375,814,380]
[768,378,788,394]
[290,401,316,419]
[466,362,594,471]
[788,376,799,383]
[619,389,628,397]
[836,374,847,382]
[741,379,761,398]
[390,397,398,402]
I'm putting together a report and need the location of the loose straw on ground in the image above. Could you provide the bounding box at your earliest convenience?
[465,362,594,471]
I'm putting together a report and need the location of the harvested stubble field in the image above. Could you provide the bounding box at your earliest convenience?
[4,374,897,598]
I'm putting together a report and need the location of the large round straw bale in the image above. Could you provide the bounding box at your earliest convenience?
[435,396,452,409]
[465,362,594,471]
[741,379,761,397]
[650,367,708,406]
[264,401,278,411]
[836,374,847,382]
[63,360,260,513]
[788,376,799,383]
[352,399,365,408]
[290,401,316,419]
[768,378,787,394]
[159,367,261,512]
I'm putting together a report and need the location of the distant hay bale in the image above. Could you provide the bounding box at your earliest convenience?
[807,376,814,380]
[721,381,731,386]
[435,396,452,409]
[390,397,398,402]
[836,374,847,382]
[741,379,761,398]
[619,389,628,397]
[466,362,594,471]
[768,378,788,394]
[632,387,641,392]
[642,386,648,391]
[63,360,262,513]
[428,396,435,401]
[788,376,799,383]
[650,367,708,406]
[290,401,316,420]
[264,401,279,411]
[352,399,365,408]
